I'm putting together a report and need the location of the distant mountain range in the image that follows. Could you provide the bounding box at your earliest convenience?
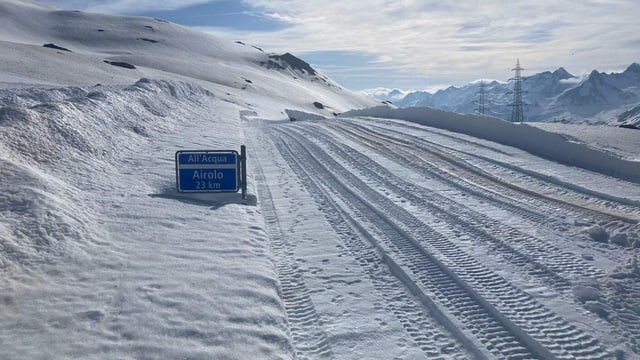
[363,63,640,126]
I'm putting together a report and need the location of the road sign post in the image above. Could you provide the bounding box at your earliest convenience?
[240,145,247,199]
[176,149,245,193]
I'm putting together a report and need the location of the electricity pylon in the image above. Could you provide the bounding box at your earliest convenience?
[475,81,488,115]
[510,59,525,122]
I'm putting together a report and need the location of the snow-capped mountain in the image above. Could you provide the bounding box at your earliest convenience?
[359,87,410,103]
[373,64,640,125]
[609,62,640,91]
[557,69,637,117]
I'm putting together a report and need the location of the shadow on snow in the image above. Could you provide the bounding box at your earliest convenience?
[149,185,257,209]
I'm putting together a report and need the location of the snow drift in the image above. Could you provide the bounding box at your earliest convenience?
[343,105,640,184]
[0,76,298,359]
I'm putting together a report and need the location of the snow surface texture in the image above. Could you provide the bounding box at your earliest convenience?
[2,1,640,359]
[530,122,640,162]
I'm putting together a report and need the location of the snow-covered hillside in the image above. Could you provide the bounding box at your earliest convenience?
[0,0,376,117]
[368,64,640,125]
[2,1,640,359]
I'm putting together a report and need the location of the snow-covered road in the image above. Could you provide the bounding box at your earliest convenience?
[2,80,640,359]
[249,115,640,359]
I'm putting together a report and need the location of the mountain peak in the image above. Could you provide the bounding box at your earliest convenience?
[588,69,603,79]
[553,67,574,79]
[624,62,640,74]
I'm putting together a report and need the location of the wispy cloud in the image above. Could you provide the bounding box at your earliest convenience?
[207,0,640,87]
[41,0,640,89]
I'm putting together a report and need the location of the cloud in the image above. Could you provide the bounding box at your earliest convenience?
[208,0,640,87]
[41,0,640,89]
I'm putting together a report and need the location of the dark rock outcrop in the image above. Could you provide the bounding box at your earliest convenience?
[103,60,136,69]
[43,43,71,52]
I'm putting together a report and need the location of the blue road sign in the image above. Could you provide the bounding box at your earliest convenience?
[175,150,239,192]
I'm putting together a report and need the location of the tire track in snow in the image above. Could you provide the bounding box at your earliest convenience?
[346,120,640,226]
[270,125,612,359]
[329,122,554,225]
[267,130,484,360]
[250,130,334,359]
[301,122,605,288]
[271,127,543,359]
[318,119,640,359]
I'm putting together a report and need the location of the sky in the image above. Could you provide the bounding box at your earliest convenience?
[38,0,640,92]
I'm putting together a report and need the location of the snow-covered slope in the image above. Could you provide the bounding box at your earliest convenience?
[558,70,637,115]
[618,104,640,128]
[0,0,376,118]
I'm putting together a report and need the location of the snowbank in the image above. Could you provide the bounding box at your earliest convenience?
[0,78,213,272]
[0,78,292,359]
[343,106,640,183]
[284,109,327,121]
[530,122,640,162]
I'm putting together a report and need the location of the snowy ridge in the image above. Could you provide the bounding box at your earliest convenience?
[0,79,211,162]
[0,0,376,117]
[618,104,640,128]
[0,79,209,267]
[370,64,640,125]
[343,106,640,184]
